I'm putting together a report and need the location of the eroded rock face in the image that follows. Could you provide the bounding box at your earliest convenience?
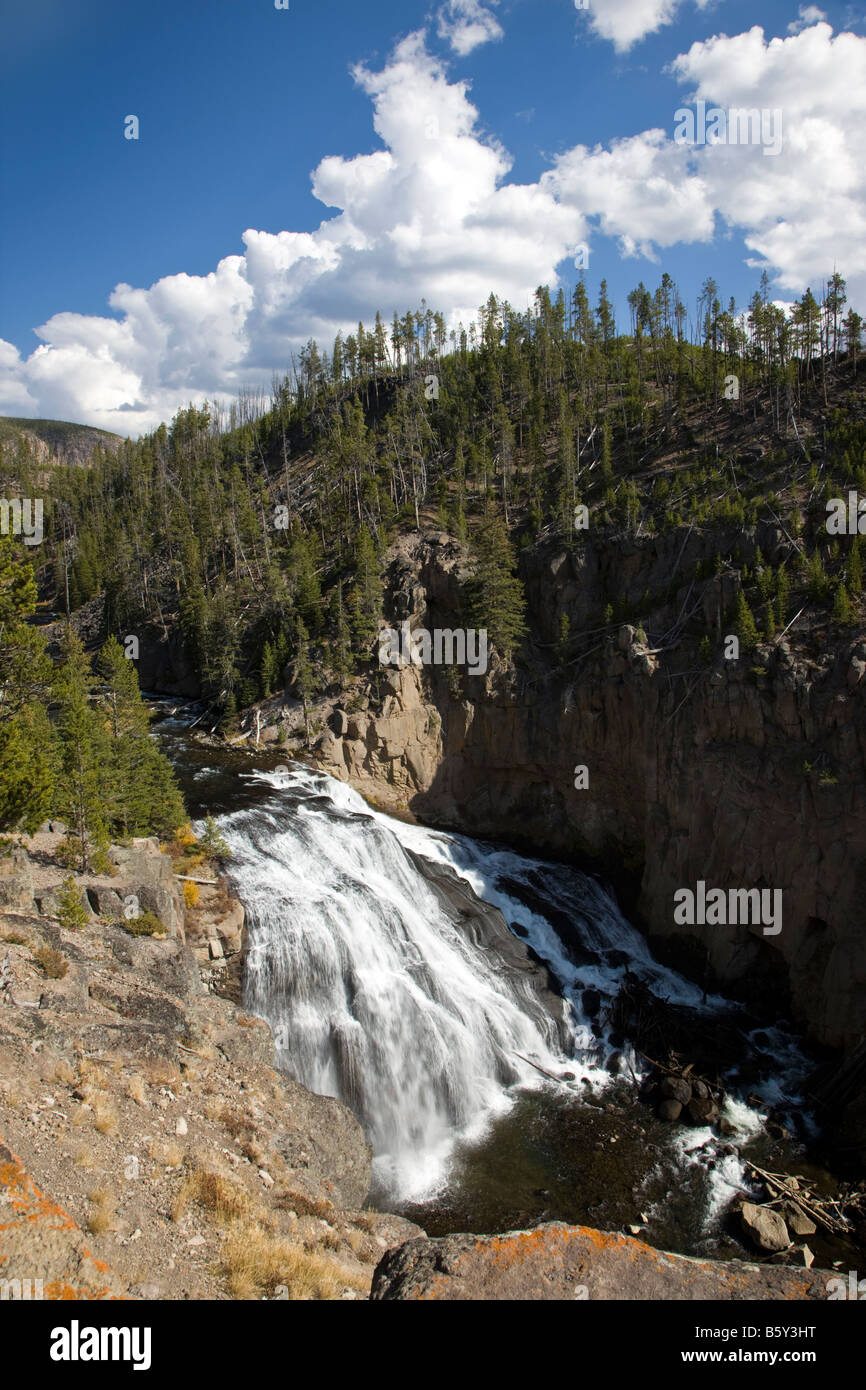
[310,532,866,1051]
[0,849,34,912]
[370,1223,832,1301]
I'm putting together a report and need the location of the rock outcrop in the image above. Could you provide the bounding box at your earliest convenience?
[0,1138,127,1299]
[370,1222,833,1301]
[0,843,421,1298]
[309,531,866,1054]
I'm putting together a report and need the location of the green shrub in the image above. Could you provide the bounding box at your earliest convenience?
[123,909,166,937]
[57,875,88,931]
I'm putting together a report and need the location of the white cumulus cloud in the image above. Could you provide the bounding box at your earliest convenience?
[581,0,711,53]
[1,22,864,436]
[0,34,584,434]
[436,0,504,55]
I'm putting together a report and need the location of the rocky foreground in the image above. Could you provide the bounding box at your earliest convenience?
[0,834,420,1299]
[0,831,839,1301]
[371,1225,833,1301]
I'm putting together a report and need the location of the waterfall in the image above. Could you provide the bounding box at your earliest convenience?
[218,769,575,1195]
[213,764,808,1205]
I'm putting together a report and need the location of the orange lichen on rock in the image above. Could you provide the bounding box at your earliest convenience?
[371,1221,833,1301]
[0,1133,128,1300]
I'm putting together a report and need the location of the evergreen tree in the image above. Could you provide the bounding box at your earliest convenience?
[0,537,55,833]
[95,637,185,838]
[470,517,527,660]
[849,536,862,597]
[57,875,89,931]
[832,582,851,625]
[293,617,314,745]
[600,418,613,487]
[199,814,232,863]
[352,524,382,651]
[734,590,759,654]
[53,633,110,871]
[328,582,354,683]
[775,564,790,628]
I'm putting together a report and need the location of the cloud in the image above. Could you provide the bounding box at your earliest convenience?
[581,0,711,53]
[436,0,504,55]
[0,34,584,434]
[669,23,866,293]
[788,6,827,35]
[546,130,715,258]
[2,22,864,436]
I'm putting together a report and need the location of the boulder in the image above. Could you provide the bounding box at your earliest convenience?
[87,886,125,919]
[328,709,349,737]
[0,847,34,912]
[660,1075,692,1105]
[740,1202,791,1253]
[657,1098,682,1122]
[784,1204,817,1238]
[371,1222,831,1300]
[686,1095,719,1125]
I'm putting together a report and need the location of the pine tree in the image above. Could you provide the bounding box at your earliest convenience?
[95,636,185,838]
[734,590,759,654]
[600,418,613,486]
[0,537,55,833]
[775,564,790,627]
[849,536,862,597]
[293,617,314,745]
[328,582,354,683]
[57,875,89,931]
[199,815,232,863]
[352,524,382,651]
[470,517,527,661]
[53,633,110,871]
[832,583,851,625]
[290,534,322,635]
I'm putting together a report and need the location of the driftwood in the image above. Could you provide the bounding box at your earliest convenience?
[744,1161,852,1236]
[173,874,218,886]
[513,1052,566,1084]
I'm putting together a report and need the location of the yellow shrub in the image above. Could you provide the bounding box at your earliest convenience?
[183,881,200,909]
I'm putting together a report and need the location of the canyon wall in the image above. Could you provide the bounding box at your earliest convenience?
[311,533,866,1052]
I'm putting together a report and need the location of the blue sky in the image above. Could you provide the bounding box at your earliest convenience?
[1,0,864,432]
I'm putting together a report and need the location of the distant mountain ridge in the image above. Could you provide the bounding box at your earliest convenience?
[0,416,123,468]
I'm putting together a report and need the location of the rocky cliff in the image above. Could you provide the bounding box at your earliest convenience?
[304,531,866,1055]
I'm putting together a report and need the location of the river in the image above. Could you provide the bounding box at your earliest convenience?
[155,709,849,1264]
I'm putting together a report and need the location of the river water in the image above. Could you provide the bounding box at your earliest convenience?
[156,712,844,1262]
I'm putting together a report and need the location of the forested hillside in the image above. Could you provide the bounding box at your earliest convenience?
[2,271,864,736]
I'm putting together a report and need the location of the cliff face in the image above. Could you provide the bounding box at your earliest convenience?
[312,533,866,1053]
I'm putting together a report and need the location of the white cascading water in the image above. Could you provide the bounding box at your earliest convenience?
[214,764,748,1199]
